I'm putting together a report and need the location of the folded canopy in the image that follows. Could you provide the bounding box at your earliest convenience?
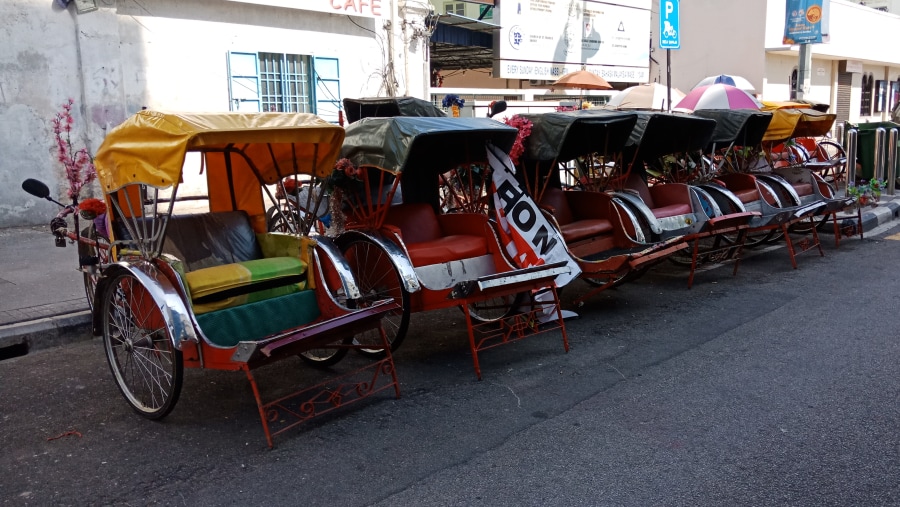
[692,109,773,150]
[520,110,639,162]
[761,108,836,143]
[339,116,517,175]
[342,96,447,124]
[94,111,346,193]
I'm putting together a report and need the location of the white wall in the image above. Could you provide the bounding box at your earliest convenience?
[766,0,900,65]
[653,0,769,93]
[1,0,415,228]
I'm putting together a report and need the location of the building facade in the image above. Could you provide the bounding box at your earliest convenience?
[654,0,900,125]
[2,0,430,227]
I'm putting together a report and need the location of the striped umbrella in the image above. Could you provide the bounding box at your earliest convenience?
[674,84,762,112]
[693,74,756,92]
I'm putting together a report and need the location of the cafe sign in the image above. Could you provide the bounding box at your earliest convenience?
[226,0,383,18]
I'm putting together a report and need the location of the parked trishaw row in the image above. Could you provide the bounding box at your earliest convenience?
[24,98,858,448]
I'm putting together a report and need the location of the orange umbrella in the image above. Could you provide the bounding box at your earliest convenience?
[551,70,613,91]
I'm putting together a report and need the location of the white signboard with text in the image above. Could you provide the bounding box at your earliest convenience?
[226,0,383,18]
[494,0,650,82]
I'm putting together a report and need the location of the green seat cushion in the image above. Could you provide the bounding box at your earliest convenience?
[195,290,321,347]
[185,257,307,314]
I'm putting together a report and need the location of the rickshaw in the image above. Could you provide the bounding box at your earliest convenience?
[609,112,759,271]
[692,108,845,267]
[262,97,448,234]
[90,111,400,448]
[334,116,572,380]
[549,111,756,288]
[511,110,691,297]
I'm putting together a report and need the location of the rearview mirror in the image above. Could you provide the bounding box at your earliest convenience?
[22,178,50,199]
[488,100,507,118]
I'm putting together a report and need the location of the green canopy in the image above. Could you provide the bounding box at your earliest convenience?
[520,110,639,162]
[340,116,518,175]
[342,96,446,124]
[692,109,773,150]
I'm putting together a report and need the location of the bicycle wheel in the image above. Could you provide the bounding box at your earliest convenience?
[813,140,847,182]
[467,292,527,323]
[340,237,410,358]
[101,271,183,420]
[79,226,110,311]
[299,337,350,368]
[266,205,294,233]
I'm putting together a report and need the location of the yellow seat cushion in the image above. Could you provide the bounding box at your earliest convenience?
[185,257,307,314]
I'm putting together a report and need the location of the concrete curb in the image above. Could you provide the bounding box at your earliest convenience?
[0,311,92,356]
[819,199,900,236]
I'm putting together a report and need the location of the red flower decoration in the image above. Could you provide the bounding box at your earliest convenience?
[78,197,106,217]
[503,115,533,167]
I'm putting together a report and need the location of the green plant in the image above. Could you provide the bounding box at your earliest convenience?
[847,179,886,205]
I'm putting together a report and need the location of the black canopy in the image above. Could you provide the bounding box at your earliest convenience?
[692,109,773,150]
[343,96,446,124]
[520,110,639,162]
[625,112,718,161]
[340,116,517,175]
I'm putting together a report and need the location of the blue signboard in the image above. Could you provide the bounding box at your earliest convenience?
[783,0,829,44]
[660,0,680,49]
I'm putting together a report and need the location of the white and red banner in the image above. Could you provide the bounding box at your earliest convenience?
[487,143,581,287]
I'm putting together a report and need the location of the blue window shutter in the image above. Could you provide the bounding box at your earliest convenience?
[227,51,261,112]
[312,56,341,124]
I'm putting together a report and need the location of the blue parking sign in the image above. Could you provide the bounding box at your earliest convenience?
[660,0,680,49]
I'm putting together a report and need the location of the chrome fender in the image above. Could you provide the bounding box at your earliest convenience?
[334,229,422,293]
[611,191,663,235]
[312,235,362,300]
[689,185,722,220]
[697,184,747,214]
[92,261,197,351]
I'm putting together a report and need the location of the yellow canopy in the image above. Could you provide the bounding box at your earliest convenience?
[94,111,346,193]
[761,108,836,143]
[759,100,810,111]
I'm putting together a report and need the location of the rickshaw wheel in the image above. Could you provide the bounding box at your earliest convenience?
[467,292,526,322]
[266,205,293,233]
[101,271,183,420]
[667,236,735,267]
[299,337,351,368]
[340,238,411,358]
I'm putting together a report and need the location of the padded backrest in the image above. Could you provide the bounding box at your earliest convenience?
[539,187,574,226]
[163,211,262,271]
[384,203,443,244]
[625,172,655,208]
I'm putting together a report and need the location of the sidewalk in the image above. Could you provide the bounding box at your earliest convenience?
[0,225,93,355]
[2,196,899,357]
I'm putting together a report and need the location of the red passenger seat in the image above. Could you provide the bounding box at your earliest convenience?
[384,203,488,266]
[540,188,614,243]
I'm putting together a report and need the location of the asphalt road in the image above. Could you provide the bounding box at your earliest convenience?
[3,225,900,506]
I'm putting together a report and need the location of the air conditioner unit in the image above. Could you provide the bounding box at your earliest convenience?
[529,79,547,86]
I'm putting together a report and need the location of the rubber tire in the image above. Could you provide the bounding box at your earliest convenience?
[339,237,411,358]
[467,292,527,323]
[101,271,183,420]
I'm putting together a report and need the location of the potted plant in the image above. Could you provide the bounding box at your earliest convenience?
[847,179,886,208]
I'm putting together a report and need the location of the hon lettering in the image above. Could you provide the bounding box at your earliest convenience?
[496,179,558,256]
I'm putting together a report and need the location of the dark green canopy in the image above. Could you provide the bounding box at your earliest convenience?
[625,112,718,161]
[340,116,518,175]
[691,109,773,150]
[342,96,446,124]
[520,110,639,162]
